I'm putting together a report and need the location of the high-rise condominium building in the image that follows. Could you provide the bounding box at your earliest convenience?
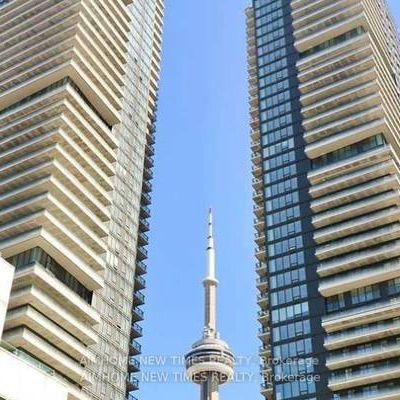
[247,0,400,399]
[0,1,164,400]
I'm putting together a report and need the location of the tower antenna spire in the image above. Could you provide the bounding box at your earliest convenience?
[204,208,218,337]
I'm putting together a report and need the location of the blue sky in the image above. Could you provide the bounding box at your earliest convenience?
[139,1,400,399]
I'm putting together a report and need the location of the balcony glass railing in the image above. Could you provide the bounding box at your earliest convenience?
[328,343,400,364]
[144,169,154,180]
[141,206,151,217]
[332,386,400,400]
[261,382,273,390]
[127,394,138,400]
[300,26,366,59]
[133,291,145,303]
[7,247,92,304]
[135,275,146,287]
[144,155,154,168]
[139,232,149,243]
[128,374,139,387]
[136,260,147,274]
[1,341,54,376]
[327,319,400,343]
[324,297,400,323]
[146,144,155,155]
[312,134,385,170]
[321,259,400,290]
[129,357,140,370]
[257,293,268,301]
[131,323,143,336]
[140,219,150,231]
[143,180,153,192]
[132,307,144,318]
[259,327,270,334]
[137,246,148,258]
[330,363,400,383]
[142,192,151,204]
[130,340,142,353]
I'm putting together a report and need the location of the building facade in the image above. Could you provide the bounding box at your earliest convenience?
[247,1,400,399]
[0,1,163,400]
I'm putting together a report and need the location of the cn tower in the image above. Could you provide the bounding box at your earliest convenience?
[185,210,235,400]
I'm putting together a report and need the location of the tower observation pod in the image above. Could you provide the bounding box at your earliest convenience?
[184,210,235,400]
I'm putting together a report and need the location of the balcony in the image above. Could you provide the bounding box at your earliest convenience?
[252,177,263,190]
[256,262,267,277]
[127,374,139,391]
[144,155,154,168]
[261,381,273,398]
[132,307,144,322]
[325,320,400,351]
[145,144,155,156]
[131,323,143,338]
[304,101,382,147]
[251,129,260,141]
[255,232,266,248]
[259,344,272,357]
[329,364,400,391]
[308,145,393,188]
[254,217,266,231]
[327,342,400,370]
[256,275,268,289]
[135,260,147,275]
[258,309,269,321]
[258,326,271,343]
[254,204,265,218]
[252,150,262,164]
[141,192,151,206]
[255,245,267,262]
[128,357,140,372]
[311,175,397,215]
[252,163,263,177]
[323,297,400,333]
[253,190,263,204]
[140,205,151,219]
[257,294,269,308]
[133,291,145,306]
[330,386,400,400]
[138,231,149,246]
[146,131,155,145]
[134,275,146,290]
[144,168,153,181]
[314,206,400,246]
[143,180,152,193]
[129,340,142,356]
[319,257,400,297]
[313,190,400,230]
[316,223,400,261]
[251,140,261,152]
[137,246,148,261]
[139,218,150,232]
[127,394,138,400]
[317,239,400,278]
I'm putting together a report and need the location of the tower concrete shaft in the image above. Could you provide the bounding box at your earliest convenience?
[201,375,219,400]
